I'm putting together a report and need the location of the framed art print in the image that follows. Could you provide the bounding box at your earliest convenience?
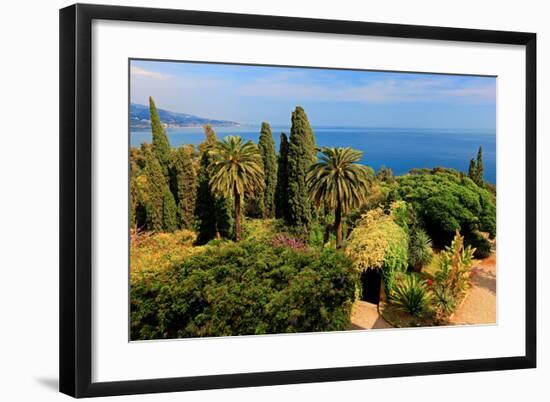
[59,4,536,398]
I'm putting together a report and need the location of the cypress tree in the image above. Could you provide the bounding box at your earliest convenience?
[286,106,317,233]
[475,145,484,186]
[275,133,290,220]
[468,146,484,187]
[195,151,218,243]
[258,122,277,218]
[194,126,233,244]
[162,186,178,232]
[468,158,476,182]
[149,96,171,176]
[198,124,217,154]
[143,148,165,232]
[130,174,138,229]
[172,145,197,229]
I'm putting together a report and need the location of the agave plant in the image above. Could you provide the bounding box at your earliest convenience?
[392,274,432,316]
[432,285,456,318]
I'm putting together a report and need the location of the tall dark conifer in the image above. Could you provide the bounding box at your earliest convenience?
[172,145,198,229]
[468,145,484,187]
[162,186,178,232]
[468,158,476,181]
[475,146,484,186]
[143,147,166,232]
[195,151,218,243]
[275,133,290,220]
[286,106,317,233]
[149,96,171,176]
[258,122,277,218]
[194,126,233,244]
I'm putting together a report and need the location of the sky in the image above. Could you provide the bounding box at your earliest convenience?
[130,59,496,130]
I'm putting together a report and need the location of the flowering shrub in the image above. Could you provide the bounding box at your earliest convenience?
[272,234,307,251]
[345,206,409,296]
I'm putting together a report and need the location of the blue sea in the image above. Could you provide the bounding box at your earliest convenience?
[130,126,496,184]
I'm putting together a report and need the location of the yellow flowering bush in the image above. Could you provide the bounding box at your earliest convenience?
[345,205,409,296]
[130,229,202,283]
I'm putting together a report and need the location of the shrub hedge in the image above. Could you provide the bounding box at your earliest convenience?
[130,240,358,340]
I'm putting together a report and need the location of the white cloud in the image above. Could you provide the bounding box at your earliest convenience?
[130,66,168,80]
[238,74,495,104]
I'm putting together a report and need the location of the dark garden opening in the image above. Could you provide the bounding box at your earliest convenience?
[360,268,382,305]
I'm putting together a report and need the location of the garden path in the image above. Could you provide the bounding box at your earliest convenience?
[450,254,497,325]
[349,300,392,330]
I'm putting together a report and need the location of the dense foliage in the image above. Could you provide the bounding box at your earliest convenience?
[390,170,496,248]
[130,241,358,339]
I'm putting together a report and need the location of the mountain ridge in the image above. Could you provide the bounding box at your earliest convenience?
[130,103,239,128]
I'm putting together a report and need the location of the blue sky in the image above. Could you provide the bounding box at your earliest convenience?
[130,60,496,130]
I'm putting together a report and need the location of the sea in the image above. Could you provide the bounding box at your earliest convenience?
[130,125,496,184]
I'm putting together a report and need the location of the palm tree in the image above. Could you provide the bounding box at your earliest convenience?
[307,146,371,248]
[208,136,264,241]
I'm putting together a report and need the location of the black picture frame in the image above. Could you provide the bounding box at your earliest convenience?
[59,3,537,398]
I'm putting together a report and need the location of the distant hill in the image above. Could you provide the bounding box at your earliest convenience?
[130,103,239,128]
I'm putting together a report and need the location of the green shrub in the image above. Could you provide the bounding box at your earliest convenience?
[308,222,325,248]
[241,218,281,243]
[130,241,358,339]
[392,274,432,316]
[391,171,496,247]
[465,231,492,259]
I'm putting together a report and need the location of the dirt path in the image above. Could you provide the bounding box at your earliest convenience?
[450,254,496,325]
[349,300,392,330]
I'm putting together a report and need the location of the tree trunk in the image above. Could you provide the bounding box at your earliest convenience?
[234,184,241,241]
[335,202,342,249]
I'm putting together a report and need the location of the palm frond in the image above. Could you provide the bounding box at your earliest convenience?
[306,146,372,212]
[208,135,265,199]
